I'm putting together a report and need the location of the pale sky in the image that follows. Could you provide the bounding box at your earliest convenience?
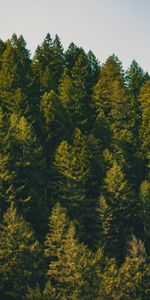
[0,0,150,72]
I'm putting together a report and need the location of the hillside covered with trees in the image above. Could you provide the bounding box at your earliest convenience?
[0,34,150,299]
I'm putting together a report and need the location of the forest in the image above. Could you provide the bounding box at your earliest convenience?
[0,33,150,300]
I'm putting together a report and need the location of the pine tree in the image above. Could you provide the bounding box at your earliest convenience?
[0,38,5,68]
[53,129,89,228]
[80,133,105,247]
[140,181,150,252]
[92,55,125,147]
[45,214,90,300]
[0,153,14,221]
[139,80,150,160]
[0,205,43,299]
[126,60,149,98]
[60,49,92,130]
[0,35,31,117]
[125,61,149,188]
[33,33,64,95]
[44,202,69,260]
[87,50,100,88]
[114,236,149,300]
[40,90,72,154]
[65,42,81,70]
[100,236,150,300]
[98,160,139,259]
[92,54,125,119]
[5,113,48,236]
[44,203,68,299]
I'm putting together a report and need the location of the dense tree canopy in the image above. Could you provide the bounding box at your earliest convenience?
[0,34,149,299]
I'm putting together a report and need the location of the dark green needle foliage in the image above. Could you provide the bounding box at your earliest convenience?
[0,205,43,300]
[0,34,149,299]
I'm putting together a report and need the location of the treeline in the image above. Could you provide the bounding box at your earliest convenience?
[0,34,150,299]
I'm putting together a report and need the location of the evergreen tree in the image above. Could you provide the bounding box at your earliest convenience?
[45,212,90,300]
[81,133,105,247]
[24,285,44,300]
[126,60,149,98]
[125,61,149,188]
[101,236,150,300]
[115,236,149,299]
[0,34,149,299]
[87,50,100,88]
[0,153,14,220]
[140,181,150,252]
[98,160,139,259]
[92,55,125,147]
[33,33,64,95]
[53,129,89,230]
[0,35,31,117]
[44,202,69,261]
[5,113,48,236]
[92,54,125,119]
[139,80,150,161]
[65,42,81,70]
[60,49,92,130]
[0,39,6,68]
[40,90,72,154]
[0,205,43,299]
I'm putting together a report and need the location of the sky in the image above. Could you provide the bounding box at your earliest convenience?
[0,0,150,72]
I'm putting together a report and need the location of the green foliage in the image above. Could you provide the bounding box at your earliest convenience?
[126,60,149,98]
[24,285,44,300]
[140,181,150,251]
[92,54,124,119]
[44,209,91,300]
[0,36,31,117]
[0,205,43,299]
[139,80,150,157]
[4,113,48,236]
[40,90,72,152]
[53,129,89,214]
[33,33,64,94]
[60,49,93,129]
[0,34,149,299]
[98,160,139,259]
